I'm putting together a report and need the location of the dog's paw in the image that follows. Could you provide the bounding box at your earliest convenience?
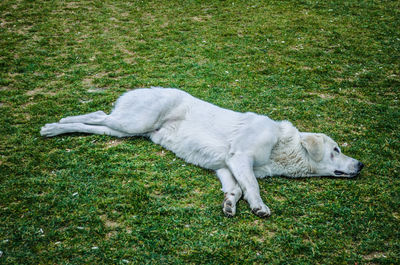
[40,123,61,137]
[222,197,236,217]
[251,203,271,218]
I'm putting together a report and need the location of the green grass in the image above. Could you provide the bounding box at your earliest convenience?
[1,0,399,264]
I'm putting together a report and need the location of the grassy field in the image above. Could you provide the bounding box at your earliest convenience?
[1,0,399,264]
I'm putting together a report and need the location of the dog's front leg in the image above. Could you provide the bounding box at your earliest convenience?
[226,153,271,218]
[216,168,243,217]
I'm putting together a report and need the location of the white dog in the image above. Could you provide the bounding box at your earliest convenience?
[41,87,364,217]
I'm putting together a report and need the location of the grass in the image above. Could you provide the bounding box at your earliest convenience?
[0,0,399,264]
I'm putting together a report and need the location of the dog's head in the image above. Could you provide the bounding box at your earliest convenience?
[300,133,364,177]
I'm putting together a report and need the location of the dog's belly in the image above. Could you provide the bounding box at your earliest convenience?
[145,92,244,170]
[149,119,230,170]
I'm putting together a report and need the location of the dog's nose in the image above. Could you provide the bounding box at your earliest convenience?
[357,161,364,172]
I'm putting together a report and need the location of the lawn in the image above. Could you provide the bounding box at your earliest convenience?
[0,0,399,264]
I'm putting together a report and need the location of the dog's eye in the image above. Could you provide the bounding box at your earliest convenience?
[334,147,340,153]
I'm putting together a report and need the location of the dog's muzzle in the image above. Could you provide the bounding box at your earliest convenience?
[334,161,364,177]
[357,161,365,173]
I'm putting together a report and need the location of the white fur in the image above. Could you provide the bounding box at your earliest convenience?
[41,87,363,217]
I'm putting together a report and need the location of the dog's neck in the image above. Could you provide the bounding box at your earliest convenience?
[267,121,314,178]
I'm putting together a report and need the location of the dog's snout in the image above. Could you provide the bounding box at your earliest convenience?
[357,161,364,172]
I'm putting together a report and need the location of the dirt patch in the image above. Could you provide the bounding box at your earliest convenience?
[120,47,135,56]
[192,16,204,22]
[308,92,336,100]
[106,231,117,239]
[156,150,166,157]
[105,139,123,148]
[291,45,304,51]
[83,72,109,89]
[143,12,156,21]
[363,252,387,260]
[22,112,31,121]
[26,87,43,96]
[66,1,80,9]
[334,76,355,83]
[393,212,399,220]
[355,98,375,105]
[0,19,9,28]
[82,78,93,87]
[26,88,57,96]
[79,99,93,104]
[87,87,107,93]
[100,214,120,229]
[250,223,276,243]
[273,195,286,202]
[192,15,212,22]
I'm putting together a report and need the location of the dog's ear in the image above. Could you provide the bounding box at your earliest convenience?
[300,133,325,162]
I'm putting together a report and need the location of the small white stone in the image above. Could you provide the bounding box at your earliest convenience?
[72,192,78,197]
[91,246,99,250]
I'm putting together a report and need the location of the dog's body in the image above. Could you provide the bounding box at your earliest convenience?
[41,87,363,217]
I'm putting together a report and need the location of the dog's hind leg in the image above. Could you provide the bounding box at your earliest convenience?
[40,122,131,138]
[60,111,160,135]
[59,111,108,125]
[216,168,243,217]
